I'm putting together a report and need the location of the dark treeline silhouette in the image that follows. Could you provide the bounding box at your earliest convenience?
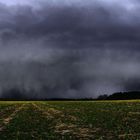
[0,87,140,101]
[97,91,140,100]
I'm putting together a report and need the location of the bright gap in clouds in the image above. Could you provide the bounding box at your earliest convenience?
[0,0,138,10]
[100,0,138,9]
[0,0,33,6]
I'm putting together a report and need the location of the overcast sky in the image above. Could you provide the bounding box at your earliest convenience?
[0,0,140,98]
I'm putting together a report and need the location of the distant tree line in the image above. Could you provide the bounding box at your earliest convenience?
[97,91,140,100]
[0,87,140,101]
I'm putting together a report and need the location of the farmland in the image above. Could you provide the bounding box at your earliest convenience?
[0,101,140,139]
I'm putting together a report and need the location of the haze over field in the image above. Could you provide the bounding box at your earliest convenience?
[0,0,140,98]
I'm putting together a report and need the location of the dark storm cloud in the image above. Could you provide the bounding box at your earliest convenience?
[0,0,140,98]
[0,1,140,44]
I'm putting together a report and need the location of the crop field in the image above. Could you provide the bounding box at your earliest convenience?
[0,101,140,140]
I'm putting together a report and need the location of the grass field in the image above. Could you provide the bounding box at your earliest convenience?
[0,100,140,140]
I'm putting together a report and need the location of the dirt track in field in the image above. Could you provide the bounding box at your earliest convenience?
[0,104,25,132]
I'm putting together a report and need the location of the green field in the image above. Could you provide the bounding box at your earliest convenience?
[0,101,140,140]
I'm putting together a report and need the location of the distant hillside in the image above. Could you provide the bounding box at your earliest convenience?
[97,91,140,100]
